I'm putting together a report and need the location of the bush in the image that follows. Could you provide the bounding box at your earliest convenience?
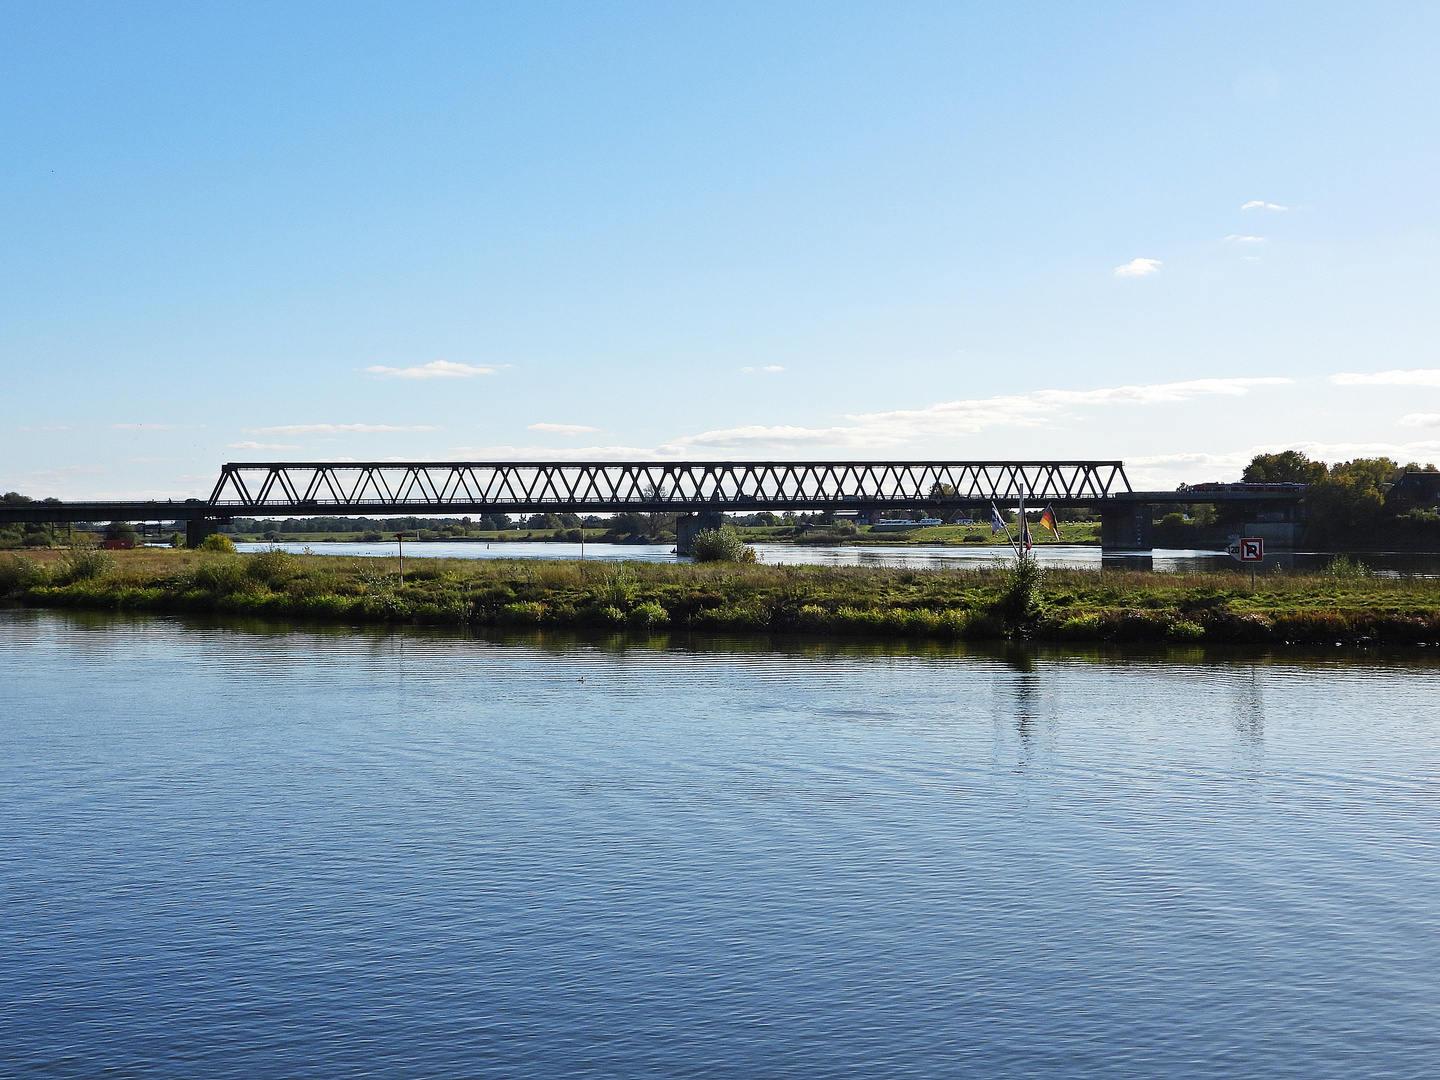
[197,533,237,554]
[996,551,1045,622]
[0,554,48,596]
[194,560,252,595]
[56,549,114,584]
[692,527,755,563]
[1323,554,1371,578]
[627,601,669,629]
[246,547,299,586]
[499,601,548,624]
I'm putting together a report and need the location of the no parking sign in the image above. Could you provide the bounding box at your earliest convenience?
[1239,537,1264,562]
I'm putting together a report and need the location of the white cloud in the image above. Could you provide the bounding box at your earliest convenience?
[1032,377,1290,407]
[670,376,1292,453]
[1224,235,1266,243]
[111,423,174,430]
[228,441,304,450]
[444,444,678,461]
[527,423,600,435]
[246,423,439,436]
[1400,414,1440,429]
[740,365,787,374]
[681,424,900,452]
[364,361,496,379]
[763,365,784,372]
[20,424,73,432]
[1241,201,1288,211]
[1114,258,1161,277]
[1331,369,1440,387]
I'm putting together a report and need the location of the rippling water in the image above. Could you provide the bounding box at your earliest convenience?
[3,610,1438,1077]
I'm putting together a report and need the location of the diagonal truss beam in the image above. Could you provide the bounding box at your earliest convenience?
[207,460,1133,514]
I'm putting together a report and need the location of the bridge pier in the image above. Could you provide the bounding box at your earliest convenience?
[1100,502,1153,552]
[186,519,221,548]
[674,511,724,556]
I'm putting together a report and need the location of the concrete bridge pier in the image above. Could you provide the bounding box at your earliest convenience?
[1100,502,1153,553]
[674,511,725,556]
[186,519,222,548]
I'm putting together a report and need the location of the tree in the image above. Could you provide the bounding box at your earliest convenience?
[1303,458,1400,539]
[691,527,756,562]
[104,521,138,544]
[1242,451,1328,484]
[607,511,648,535]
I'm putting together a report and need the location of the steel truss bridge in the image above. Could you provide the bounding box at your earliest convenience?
[205,459,1134,515]
[0,459,1307,550]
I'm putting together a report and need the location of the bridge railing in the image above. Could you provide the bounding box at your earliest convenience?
[206,460,1133,513]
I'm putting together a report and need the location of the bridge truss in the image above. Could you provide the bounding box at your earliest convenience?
[207,460,1133,515]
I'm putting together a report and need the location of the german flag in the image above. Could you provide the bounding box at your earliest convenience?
[1039,503,1061,541]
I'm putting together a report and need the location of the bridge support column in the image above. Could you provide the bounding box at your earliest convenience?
[1100,503,1153,552]
[186,519,221,548]
[675,511,725,556]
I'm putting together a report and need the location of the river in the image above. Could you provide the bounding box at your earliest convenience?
[2,610,1437,1077]
[236,539,1440,575]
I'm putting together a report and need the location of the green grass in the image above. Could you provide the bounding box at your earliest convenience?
[4,547,1438,644]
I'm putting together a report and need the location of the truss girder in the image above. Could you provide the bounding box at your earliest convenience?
[207,460,1132,514]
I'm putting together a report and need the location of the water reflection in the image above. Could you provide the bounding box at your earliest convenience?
[1230,667,1267,768]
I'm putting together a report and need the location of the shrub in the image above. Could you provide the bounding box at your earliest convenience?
[56,549,114,584]
[796,604,832,630]
[996,551,1045,623]
[499,601,548,624]
[194,560,252,595]
[0,554,48,596]
[692,527,755,563]
[1322,554,1370,579]
[627,601,669,629]
[246,547,299,586]
[197,533,237,554]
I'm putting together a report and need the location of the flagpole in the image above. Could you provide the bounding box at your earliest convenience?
[1020,486,1030,554]
[991,500,1020,557]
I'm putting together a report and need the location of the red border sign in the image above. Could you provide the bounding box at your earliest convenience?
[1239,537,1264,562]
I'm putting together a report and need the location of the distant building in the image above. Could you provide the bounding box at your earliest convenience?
[1390,471,1440,508]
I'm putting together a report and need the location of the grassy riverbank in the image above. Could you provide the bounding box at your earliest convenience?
[4,547,1440,644]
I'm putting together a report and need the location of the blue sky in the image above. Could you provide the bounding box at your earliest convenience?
[3,1,1439,498]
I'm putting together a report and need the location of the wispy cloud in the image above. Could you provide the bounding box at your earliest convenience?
[1241,201,1288,211]
[364,361,496,379]
[1400,414,1440,429]
[1331,369,1440,387]
[1224,235,1266,243]
[527,423,600,436]
[20,424,73,432]
[112,423,174,430]
[246,423,439,436]
[1114,258,1161,277]
[444,444,674,461]
[740,365,786,374]
[228,441,304,450]
[673,377,1293,453]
